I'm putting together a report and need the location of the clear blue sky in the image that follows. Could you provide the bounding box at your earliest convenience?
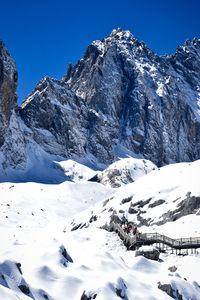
[0,0,200,104]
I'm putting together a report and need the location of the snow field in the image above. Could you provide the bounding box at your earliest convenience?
[0,158,200,299]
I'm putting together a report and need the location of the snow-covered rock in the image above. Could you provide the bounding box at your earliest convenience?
[135,246,160,261]
[89,157,157,188]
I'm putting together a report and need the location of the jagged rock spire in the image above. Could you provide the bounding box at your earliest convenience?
[0,41,18,147]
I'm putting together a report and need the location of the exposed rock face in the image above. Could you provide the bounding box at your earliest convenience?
[0,41,18,147]
[19,76,88,159]
[63,28,200,166]
[1,111,27,170]
[1,29,200,172]
[80,291,97,300]
[157,282,176,298]
[168,266,177,272]
[158,282,183,299]
[0,41,27,171]
[155,193,200,225]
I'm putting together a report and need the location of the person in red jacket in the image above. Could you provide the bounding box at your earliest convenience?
[126,225,132,233]
[123,222,132,233]
[133,227,137,235]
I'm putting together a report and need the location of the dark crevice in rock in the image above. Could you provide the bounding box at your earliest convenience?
[61,247,73,263]
[18,284,30,295]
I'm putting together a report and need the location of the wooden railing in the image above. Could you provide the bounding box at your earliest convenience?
[103,222,200,251]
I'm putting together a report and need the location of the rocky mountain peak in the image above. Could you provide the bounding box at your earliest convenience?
[21,75,69,109]
[1,30,200,174]
[170,36,200,99]
[60,29,200,166]
[104,28,155,59]
[184,37,200,48]
[89,28,150,61]
[175,37,200,57]
[107,27,135,42]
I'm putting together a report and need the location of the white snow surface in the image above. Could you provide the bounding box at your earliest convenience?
[138,245,159,253]
[54,159,97,182]
[0,159,200,299]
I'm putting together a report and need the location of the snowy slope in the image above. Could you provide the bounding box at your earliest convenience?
[1,218,200,299]
[0,160,200,299]
[0,180,114,246]
[66,160,200,236]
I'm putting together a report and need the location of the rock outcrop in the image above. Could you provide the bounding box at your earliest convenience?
[89,158,157,188]
[135,246,160,260]
[0,41,18,147]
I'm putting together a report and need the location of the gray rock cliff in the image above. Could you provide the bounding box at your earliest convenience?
[0,41,18,147]
[1,29,200,172]
[19,76,88,159]
[63,28,200,166]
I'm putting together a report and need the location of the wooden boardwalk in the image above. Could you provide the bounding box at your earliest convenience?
[103,222,200,253]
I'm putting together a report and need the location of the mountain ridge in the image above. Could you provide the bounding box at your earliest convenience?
[0,29,200,177]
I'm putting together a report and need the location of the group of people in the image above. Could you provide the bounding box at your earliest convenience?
[120,220,137,235]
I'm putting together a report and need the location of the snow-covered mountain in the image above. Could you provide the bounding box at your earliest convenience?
[63,28,200,166]
[1,28,200,175]
[1,29,200,299]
